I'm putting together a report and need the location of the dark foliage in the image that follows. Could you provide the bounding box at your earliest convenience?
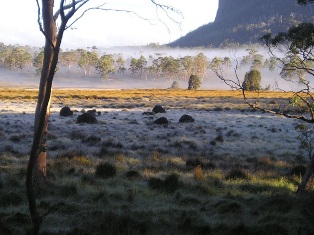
[188,75,201,90]
[225,168,249,180]
[170,81,181,89]
[152,105,166,113]
[186,158,203,169]
[153,117,169,125]
[148,174,180,193]
[60,106,73,117]
[242,69,261,91]
[179,114,195,123]
[95,163,116,178]
[77,112,97,124]
[125,170,142,180]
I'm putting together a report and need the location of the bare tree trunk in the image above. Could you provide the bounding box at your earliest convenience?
[297,156,314,194]
[26,0,58,233]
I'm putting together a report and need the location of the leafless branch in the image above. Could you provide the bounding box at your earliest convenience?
[66,5,154,30]
[36,0,55,48]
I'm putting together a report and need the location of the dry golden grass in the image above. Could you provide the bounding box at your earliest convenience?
[0,88,298,100]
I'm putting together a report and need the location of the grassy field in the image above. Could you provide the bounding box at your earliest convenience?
[0,89,313,234]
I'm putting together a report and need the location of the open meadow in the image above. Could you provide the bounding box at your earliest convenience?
[0,88,314,234]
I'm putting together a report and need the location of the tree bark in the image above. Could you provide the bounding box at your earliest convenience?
[26,0,58,233]
[297,156,314,194]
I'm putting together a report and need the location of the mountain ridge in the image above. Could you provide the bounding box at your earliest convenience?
[169,0,314,48]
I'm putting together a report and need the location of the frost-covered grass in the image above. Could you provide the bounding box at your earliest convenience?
[0,89,313,234]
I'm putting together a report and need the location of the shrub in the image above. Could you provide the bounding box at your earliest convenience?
[186,158,203,169]
[82,135,101,145]
[242,69,261,91]
[164,174,180,192]
[148,177,164,189]
[188,74,201,90]
[148,174,180,193]
[225,168,249,180]
[170,81,180,89]
[95,162,116,178]
[125,170,141,180]
[290,165,307,177]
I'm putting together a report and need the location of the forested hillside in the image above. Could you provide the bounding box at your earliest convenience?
[169,0,314,47]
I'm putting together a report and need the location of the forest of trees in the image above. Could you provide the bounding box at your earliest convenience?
[0,42,278,84]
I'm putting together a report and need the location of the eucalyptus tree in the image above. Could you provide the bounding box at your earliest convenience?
[3,47,32,71]
[240,48,264,69]
[180,55,194,80]
[27,2,181,233]
[59,50,79,71]
[210,1,314,193]
[129,57,139,76]
[33,49,45,75]
[161,56,180,79]
[116,53,126,75]
[193,53,209,80]
[96,54,116,79]
[137,54,148,78]
[78,49,98,76]
[261,21,314,193]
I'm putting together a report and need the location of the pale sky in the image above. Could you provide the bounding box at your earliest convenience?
[0,1,218,49]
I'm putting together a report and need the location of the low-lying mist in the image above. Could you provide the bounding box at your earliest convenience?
[0,45,309,91]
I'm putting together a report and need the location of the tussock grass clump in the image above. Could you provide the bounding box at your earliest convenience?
[186,158,203,169]
[290,165,307,177]
[239,183,273,194]
[70,129,85,140]
[125,170,141,180]
[99,138,124,157]
[99,212,148,235]
[262,193,295,213]
[95,162,116,178]
[225,168,249,180]
[9,135,23,142]
[56,149,86,160]
[0,191,24,207]
[82,135,101,146]
[217,200,244,214]
[148,174,180,193]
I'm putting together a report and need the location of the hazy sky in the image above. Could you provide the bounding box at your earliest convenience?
[0,1,218,49]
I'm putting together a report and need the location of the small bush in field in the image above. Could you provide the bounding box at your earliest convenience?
[170,81,180,89]
[125,170,141,180]
[148,177,164,190]
[290,165,307,177]
[95,163,116,178]
[148,174,179,193]
[188,74,201,90]
[164,174,180,192]
[242,69,261,91]
[225,168,248,180]
[70,130,85,140]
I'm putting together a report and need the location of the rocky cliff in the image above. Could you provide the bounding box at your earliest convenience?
[169,0,314,47]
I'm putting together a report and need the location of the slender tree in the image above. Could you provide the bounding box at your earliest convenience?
[211,6,314,194]
[27,1,181,233]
